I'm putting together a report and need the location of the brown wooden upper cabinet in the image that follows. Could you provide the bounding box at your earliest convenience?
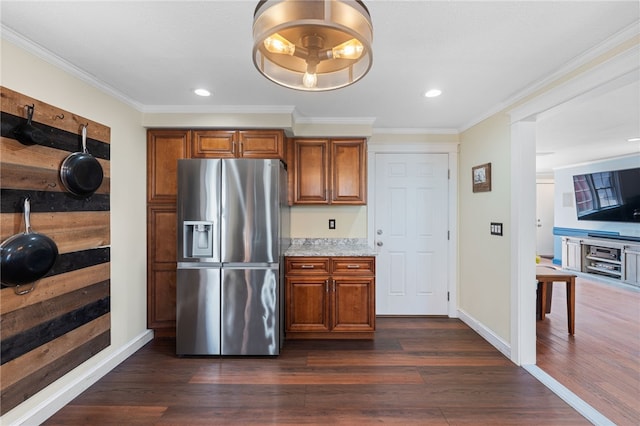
[290,138,366,205]
[192,129,285,160]
[147,129,191,203]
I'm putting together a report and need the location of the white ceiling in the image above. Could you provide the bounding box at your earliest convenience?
[1,1,639,173]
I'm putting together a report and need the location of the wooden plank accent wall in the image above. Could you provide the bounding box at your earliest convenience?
[0,87,111,414]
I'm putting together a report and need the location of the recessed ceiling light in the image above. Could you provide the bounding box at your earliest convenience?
[628,137,640,142]
[424,89,442,98]
[194,88,211,97]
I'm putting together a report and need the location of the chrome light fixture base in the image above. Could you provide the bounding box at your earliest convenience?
[253,0,373,91]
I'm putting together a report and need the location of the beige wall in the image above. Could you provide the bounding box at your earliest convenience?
[458,113,512,342]
[291,206,367,238]
[1,39,147,423]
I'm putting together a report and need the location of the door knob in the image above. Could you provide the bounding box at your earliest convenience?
[376,241,383,246]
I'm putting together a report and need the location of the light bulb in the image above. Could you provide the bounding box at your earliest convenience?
[263,33,296,55]
[331,38,364,59]
[302,71,318,88]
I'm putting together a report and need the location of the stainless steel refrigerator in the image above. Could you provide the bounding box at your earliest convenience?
[176,159,289,356]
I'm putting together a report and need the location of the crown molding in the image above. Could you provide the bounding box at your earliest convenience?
[460,20,640,133]
[371,127,458,135]
[552,152,640,171]
[139,104,296,115]
[293,116,376,125]
[1,24,145,111]
[508,45,639,123]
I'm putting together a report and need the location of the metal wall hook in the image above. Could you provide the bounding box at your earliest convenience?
[14,282,36,295]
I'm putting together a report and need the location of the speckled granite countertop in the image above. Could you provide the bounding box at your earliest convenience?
[284,238,377,257]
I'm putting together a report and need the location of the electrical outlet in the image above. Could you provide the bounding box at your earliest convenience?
[490,222,503,236]
[329,219,336,229]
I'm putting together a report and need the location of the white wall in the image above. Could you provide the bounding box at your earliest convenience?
[554,154,640,238]
[1,39,149,424]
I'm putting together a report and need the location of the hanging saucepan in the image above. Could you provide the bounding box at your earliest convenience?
[60,125,104,198]
[13,104,46,145]
[1,197,59,295]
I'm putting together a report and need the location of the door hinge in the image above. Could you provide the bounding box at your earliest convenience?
[447,230,450,240]
[448,169,450,179]
[447,291,450,301]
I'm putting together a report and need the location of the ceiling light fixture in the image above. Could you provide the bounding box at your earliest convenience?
[628,137,640,142]
[194,88,211,97]
[252,0,373,91]
[424,89,442,98]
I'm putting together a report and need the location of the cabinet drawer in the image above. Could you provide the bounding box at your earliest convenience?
[286,257,330,274]
[332,257,375,275]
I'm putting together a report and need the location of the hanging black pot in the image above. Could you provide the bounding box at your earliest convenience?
[13,104,46,146]
[60,125,104,198]
[1,197,59,294]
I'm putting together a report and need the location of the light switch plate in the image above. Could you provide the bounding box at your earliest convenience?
[329,219,336,229]
[491,222,503,236]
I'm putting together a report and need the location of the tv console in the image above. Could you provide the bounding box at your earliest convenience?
[561,236,640,288]
[587,233,640,243]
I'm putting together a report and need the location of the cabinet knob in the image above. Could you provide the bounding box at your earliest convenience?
[376,241,383,247]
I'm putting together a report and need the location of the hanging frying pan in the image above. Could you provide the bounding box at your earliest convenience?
[1,197,59,294]
[13,104,46,146]
[60,125,104,198]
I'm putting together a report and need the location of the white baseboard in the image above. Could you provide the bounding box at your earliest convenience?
[8,329,154,426]
[457,310,614,425]
[457,308,511,359]
[523,365,614,426]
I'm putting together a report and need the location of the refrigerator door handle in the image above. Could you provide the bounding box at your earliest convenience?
[177,262,223,269]
[222,262,279,269]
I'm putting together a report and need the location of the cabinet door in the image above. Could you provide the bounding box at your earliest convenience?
[285,276,330,332]
[147,130,190,203]
[331,139,366,204]
[239,130,284,160]
[147,205,177,331]
[291,139,330,204]
[192,130,237,158]
[332,276,375,332]
[624,247,640,286]
[562,238,582,271]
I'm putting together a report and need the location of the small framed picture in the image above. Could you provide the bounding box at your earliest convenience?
[472,163,491,192]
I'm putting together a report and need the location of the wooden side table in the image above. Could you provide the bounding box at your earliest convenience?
[536,266,577,335]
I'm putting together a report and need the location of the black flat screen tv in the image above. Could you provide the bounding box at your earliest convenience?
[572,167,640,223]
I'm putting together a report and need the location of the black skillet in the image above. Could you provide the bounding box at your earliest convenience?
[60,125,104,197]
[0,197,58,294]
[13,104,46,145]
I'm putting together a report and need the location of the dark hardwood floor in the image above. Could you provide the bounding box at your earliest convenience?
[44,317,589,425]
[536,266,640,426]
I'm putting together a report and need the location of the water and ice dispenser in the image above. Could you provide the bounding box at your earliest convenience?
[183,221,214,258]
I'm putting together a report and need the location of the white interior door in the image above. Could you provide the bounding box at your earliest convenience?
[536,182,555,258]
[374,153,449,315]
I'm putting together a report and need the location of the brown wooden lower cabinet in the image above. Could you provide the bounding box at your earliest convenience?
[147,204,177,335]
[285,256,375,339]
